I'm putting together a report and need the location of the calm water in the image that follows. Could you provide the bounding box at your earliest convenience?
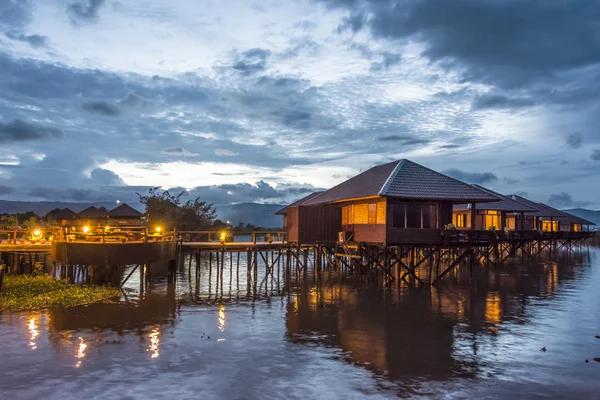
[1,248,600,399]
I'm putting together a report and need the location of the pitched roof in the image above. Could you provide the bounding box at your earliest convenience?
[303,159,499,205]
[107,203,143,218]
[454,185,538,212]
[77,206,106,219]
[274,192,323,215]
[556,210,595,226]
[509,195,567,218]
[46,208,77,220]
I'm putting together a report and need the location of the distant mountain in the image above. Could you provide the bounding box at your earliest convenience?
[0,200,133,215]
[562,208,600,226]
[0,200,284,228]
[216,203,284,228]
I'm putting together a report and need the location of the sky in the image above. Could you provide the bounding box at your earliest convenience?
[0,0,599,209]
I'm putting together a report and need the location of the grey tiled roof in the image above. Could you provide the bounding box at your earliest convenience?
[77,206,106,219]
[556,211,595,225]
[45,208,77,220]
[274,192,323,215]
[304,159,499,205]
[107,203,143,218]
[454,185,538,212]
[509,195,567,218]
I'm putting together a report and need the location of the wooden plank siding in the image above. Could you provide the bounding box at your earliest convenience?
[385,199,452,245]
[285,205,341,244]
[340,198,387,244]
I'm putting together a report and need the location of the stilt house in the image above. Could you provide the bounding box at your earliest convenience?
[280,160,499,245]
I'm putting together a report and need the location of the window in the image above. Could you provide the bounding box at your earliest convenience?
[342,206,349,225]
[574,224,581,232]
[422,204,436,229]
[376,202,386,224]
[542,220,558,232]
[368,204,377,224]
[354,204,368,224]
[455,213,466,228]
[392,204,405,228]
[406,203,421,228]
[283,215,288,228]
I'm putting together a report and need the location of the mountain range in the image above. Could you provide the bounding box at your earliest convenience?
[563,208,600,226]
[0,200,285,228]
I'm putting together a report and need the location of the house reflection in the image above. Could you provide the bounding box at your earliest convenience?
[286,283,464,381]
[286,250,592,382]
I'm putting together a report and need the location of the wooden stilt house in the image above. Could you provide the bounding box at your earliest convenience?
[275,192,341,243]
[453,185,538,231]
[289,159,499,245]
[45,208,77,226]
[76,206,106,228]
[106,204,143,226]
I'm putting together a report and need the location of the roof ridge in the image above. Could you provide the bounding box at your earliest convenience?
[378,159,404,196]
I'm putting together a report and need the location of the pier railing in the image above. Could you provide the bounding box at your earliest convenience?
[177,230,286,244]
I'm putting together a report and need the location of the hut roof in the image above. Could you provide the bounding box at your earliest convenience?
[555,210,595,226]
[509,195,567,218]
[77,206,106,219]
[454,185,538,212]
[107,203,143,218]
[303,159,500,205]
[46,208,77,220]
[274,192,323,215]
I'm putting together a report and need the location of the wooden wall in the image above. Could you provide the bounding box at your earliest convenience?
[286,205,341,244]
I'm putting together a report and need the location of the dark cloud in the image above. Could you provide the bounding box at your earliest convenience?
[4,31,49,48]
[566,132,582,149]
[591,150,600,161]
[67,0,106,24]
[281,38,321,59]
[503,177,520,185]
[548,192,590,209]
[232,48,271,75]
[0,0,31,31]
[369,52,402,72]
[378,135,429,145]
[337,13,366,34]
[82,101,121,116]
[443,168,498,185]
[161,147,199,157]
[0,185,12,195]
[0,119,63,142]
[325,0,600,93]
[471,92,537,110]
[89,168,124,186]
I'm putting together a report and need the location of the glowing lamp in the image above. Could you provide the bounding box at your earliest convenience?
[83,226,90,233]
[33,230,41,237]
[219,232,226,244]
[155,227,162,233]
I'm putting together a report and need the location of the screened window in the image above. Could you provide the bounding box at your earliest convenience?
[392,204,405,228]
[455,213,466,228]
[406,203,421,228]
[422,204,436,229]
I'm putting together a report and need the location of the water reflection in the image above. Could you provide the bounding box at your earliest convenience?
[148,327,160,359]
[0,249,598,399]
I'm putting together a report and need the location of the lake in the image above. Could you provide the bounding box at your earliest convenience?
[1,247,599,399]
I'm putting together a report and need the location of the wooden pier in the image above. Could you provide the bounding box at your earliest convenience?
[0,229,595,287]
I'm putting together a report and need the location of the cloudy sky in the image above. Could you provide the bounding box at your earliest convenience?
[1,0,599,209]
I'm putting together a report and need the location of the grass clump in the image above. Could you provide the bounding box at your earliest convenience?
[0,275,120,312]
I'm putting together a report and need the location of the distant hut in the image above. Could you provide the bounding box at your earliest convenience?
[45,208,77,226]
[453,185,537,231]
[293,159,499,245]
[555,211,595,232]
[275,192,333,243]
[509,195,570,232]
[106,204,143,226]
[76,206,106,228]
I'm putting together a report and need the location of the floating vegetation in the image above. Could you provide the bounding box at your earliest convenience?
[0,275,120,312]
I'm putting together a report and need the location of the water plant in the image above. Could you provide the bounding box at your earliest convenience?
[0,275,120,312]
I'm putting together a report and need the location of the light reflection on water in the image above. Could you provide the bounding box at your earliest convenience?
[0,248,599,399]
